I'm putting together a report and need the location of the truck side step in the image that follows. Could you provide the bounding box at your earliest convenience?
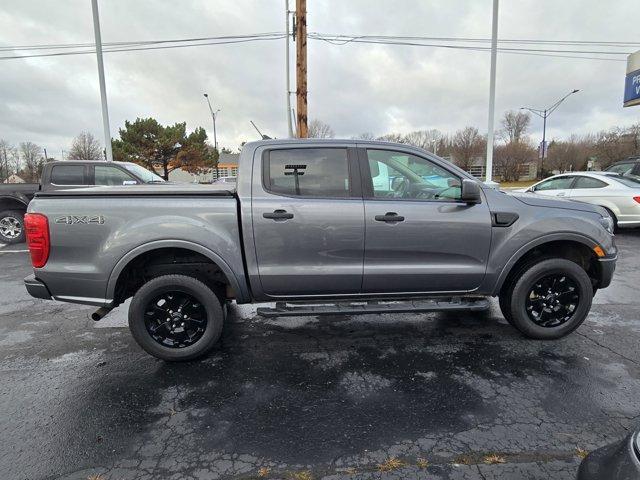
[256,297,490,318]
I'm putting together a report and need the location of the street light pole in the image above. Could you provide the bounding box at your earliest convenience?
[203,93,219,151]
[91,0,113,162]
[484,0,499,186]
[521,89,579,179]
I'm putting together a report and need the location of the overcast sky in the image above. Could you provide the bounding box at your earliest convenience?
[1,0,638,157]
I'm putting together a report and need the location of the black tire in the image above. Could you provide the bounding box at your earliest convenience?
[0,209,26,244]
[498,290,514,325]
[507,258,593,340]
[128,274,224,361]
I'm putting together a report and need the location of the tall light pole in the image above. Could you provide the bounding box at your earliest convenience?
[484,0,499,186]
[521,89,579,178]
[203,93,219,151]
[91,0,113,162]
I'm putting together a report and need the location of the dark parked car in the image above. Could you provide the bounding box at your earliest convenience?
[605,156,640,176]
[577,426,640,479]
[0,160,164,244]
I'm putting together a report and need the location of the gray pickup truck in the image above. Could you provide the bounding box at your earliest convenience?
[0,160,164,244]
[24,139,617,361]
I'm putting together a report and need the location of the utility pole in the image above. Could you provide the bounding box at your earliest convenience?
[91,0,113,162]
[295,0,308,138]
[484,0,499,187]
[285,0,294,137]
[43,148,48,161]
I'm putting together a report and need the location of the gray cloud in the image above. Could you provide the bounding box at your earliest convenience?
[0,0,638,156]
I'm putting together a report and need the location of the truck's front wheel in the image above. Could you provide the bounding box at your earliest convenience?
[501,258,593,339]
[128,274,224,361]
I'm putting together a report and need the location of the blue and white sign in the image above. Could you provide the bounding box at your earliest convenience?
[624,50,640,108]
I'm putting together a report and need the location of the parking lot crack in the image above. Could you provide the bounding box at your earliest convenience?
[576,331,640,366]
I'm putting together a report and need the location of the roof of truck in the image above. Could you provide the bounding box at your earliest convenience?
[35,182,235,198]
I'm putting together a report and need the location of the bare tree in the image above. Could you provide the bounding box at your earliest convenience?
[451,127,485,171]
[19,142,43,182]
[68,131,103,160]
[403,129,442,151]
[352,132,376,140]
[500,110,531,144]
[546,135,593,172]
[494,140,536,181]
[308,119,335,139]
[0,140,20,182]
[377,133,405,143]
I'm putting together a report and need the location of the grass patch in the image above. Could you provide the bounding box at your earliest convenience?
[576,447,589,459]
[416,457,430,468]
[288,470,313,480]
[483,453,507,464]
[257,466,271,477]
[499,180,536,189]
[377,457,406,472]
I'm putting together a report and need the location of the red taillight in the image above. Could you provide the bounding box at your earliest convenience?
[24,213,50,268]
[634,196,640,204]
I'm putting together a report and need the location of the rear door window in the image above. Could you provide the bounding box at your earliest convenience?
[50,165,86,185]
[265,148,351,198]
[94,166,137,186]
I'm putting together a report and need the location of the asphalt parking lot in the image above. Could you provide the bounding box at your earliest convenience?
[1,234,640,480]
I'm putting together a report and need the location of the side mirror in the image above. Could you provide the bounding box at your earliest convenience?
[461,179,482,204]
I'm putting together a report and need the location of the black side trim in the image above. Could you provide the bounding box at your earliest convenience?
[492,212,519,227]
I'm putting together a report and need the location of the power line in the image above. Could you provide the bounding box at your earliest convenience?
[0,31,630,62]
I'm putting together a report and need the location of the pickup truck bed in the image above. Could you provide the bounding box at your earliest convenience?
[24,139,617,361]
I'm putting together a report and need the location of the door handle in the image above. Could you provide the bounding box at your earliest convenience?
[375,212,405,223]
[556,192,566,197]
[263,209,294,220]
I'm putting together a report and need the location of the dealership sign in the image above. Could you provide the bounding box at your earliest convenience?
[624,50,640,107]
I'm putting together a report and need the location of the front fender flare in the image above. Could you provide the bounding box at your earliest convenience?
[105,239,249,304]
[491,231,601,295]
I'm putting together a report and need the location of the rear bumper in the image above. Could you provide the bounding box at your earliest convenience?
[598,256,617,289]
[24,274,52,300]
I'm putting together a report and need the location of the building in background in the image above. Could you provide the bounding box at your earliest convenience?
[168,153,239,183]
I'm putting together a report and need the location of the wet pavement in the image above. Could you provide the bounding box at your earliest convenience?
[1,233,639,480]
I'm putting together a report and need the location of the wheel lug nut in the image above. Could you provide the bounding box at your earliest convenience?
[183,314,187,318]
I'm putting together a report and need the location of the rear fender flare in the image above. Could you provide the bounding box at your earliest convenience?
[106,239,248,304]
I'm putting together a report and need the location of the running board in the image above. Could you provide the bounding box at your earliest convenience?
[256,297,490,318]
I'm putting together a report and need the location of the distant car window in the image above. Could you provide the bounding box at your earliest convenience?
[573,176,607,189]
[610,174,640,188]
[606,163,634,175]
[366,149,461,200]
[266,148,350,198]
[534,176,574,191]
[94,166,137,186]
[51,165,85,185]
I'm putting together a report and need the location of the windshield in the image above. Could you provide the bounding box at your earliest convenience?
[603,172,640,188]
[121,163,166,183]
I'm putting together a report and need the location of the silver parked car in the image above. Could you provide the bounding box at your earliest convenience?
[520,172,640,228]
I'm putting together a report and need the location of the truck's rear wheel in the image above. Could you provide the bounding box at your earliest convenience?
[128,274,224,361]
[505,258,593,339]
[0,210,25,244]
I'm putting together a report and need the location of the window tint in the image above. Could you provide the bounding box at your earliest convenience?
[366,149,461,201]
[534,176,574,191]
[95,166,137,186]
[573,176,607,189]
[50,165,85,185]
[266,148,350,197]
